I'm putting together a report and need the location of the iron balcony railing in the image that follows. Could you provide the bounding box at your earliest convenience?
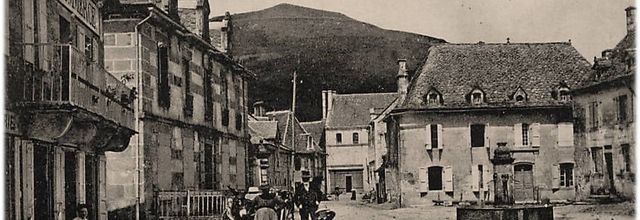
[17,43,134,130]
[155,190,226,219]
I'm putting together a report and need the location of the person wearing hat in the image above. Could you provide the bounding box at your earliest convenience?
[295,171,321,220]
[252,184,283,220]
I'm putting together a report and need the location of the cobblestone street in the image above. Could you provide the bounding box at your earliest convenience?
[320,200,634,220]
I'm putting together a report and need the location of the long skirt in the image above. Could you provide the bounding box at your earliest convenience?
[254,207,278,220]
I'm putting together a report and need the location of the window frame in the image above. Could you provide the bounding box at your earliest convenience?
[522,123,529,146]
[559,163,574,187]
[336,133,342,144]
[471,91,483,105]
[427,166,443,191]
[352,132,359,144]
[470,124,486,148]
[618,95,628,123]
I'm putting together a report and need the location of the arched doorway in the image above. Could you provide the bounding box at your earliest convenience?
[513,164,534,202]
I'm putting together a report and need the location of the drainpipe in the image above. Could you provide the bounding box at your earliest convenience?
[134,10,154,220]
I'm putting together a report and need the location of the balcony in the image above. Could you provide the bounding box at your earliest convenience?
[11,43,135,151]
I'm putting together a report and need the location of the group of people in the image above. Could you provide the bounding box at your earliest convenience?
[251,174,324,220]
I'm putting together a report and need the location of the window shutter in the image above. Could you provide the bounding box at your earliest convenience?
[483,166,492,191]
[552,164,560,189]
[444,166,453,192]
[514,123,523,147]
[437,124,444,149]
[425,124,432,150]
[419,167,428,192]
[54,148,65,220]
[23,0,35,63]
[531,123,541,147]
[558,123,574,147]
[37,0,48,70]
[471,166,479,192]
[98,155,108,220]
[22,141,35,219]
[77,151,86,203]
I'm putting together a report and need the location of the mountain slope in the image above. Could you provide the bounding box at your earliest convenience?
[212,3,446,121]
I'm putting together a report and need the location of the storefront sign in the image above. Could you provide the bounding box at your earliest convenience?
[58,0,100,33]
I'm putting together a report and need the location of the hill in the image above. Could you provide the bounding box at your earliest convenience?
[211,3,446,121]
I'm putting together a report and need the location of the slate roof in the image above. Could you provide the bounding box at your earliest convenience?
[579,31,635,90]
[265,111,322,153]
[300,121,325,148]
[327,93,398,128]
[398,42,592,110]
[248,121,278,140]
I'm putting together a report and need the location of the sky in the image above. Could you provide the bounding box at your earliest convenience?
[209,0,635,61]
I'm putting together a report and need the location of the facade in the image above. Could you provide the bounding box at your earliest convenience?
[386,43,592,207]
[368,98,399,203]
[248,109,294,190]
[323,90,397,194]
[102,0,252,218]
[300,120,328,192]
[573,6,635,201]
[5,0,136,219]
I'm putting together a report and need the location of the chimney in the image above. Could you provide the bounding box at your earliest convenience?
[397,59,409,99]
[326,90,335,119]
[626,6,636,34]
[221,12,232,54]
[168,0,179,22]
[253,101,266,117]
[322,90,328,119]
[369,108,377,120]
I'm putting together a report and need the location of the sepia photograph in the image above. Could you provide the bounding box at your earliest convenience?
[2,0,637,219]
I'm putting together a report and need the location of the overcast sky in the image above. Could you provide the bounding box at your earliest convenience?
[210,0,635,61]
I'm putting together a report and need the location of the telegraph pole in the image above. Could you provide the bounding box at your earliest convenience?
[291,56,299,189]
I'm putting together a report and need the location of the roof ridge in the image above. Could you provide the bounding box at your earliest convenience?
[300,120,323,125]
[334,92,397,97]
[440,42,572,46]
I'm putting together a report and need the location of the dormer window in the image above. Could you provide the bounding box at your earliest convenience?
[512,87,528,103]
[424,88,443,106]
[559,87,570,102]
[469,88,484,105]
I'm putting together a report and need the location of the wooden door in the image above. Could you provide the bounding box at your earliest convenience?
[605,152,616,194]
[513,164,534,202]
[346,176,352,192]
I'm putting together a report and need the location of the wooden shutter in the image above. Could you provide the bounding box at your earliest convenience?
[425,125,432,150]
[471,165,479,192]
[530,123,541,147]
[98,155,108,220]
[552,164,560,189]
[444,166,453,192]
[557,123,574,147]
[13,140,23,220]
[23,0,35,63]
[22,141,35,219]
[482,165,492,192]
[418,167,428,192]
[77,151,86,203]
[514,123,523,147]
[37,0,48,70]
[436,124,444,149]
[54,148,65,220]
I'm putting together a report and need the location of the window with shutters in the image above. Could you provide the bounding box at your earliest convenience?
[336,133,342,144]
[622,144,631,172]
[470,124,485,147]
[591,147,603,173]
[183,57,193,116]
[171,172,184,189]
[84,36,94,61]
[589,101,599,128]
[559,163,574,187]
[522,123,529,146]
[157,43,171,109]
[235,113,242,130]
[204,58,214,122]
[618,95,628,123]
[428,166,443,191]
[430,124,438,148]
[23,0,35,63]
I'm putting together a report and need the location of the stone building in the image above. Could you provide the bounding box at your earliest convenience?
[385,42,592,207]
[101,0,252,218]
[248,103,294,190]
[573,6,635,201]
[323,90,397,194]
[5,0,136,219]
